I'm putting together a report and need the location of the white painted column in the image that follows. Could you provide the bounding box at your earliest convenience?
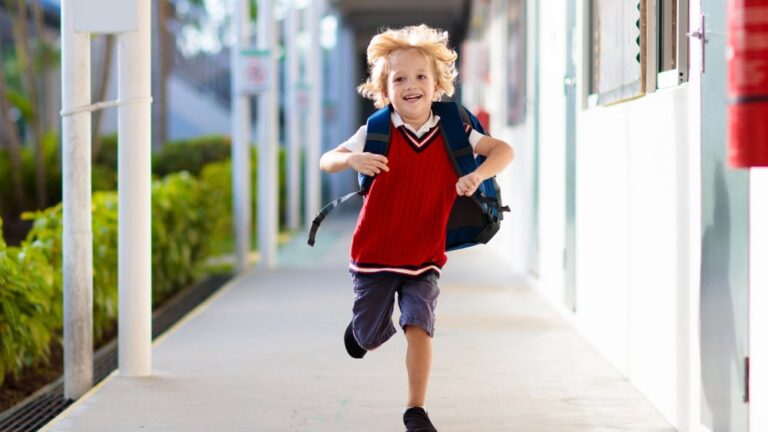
[61,0,94,400]
[285,2,301,231]
[258,0,278,268]
[231,0,252,272]
[751,168,768,431]
[117,0,152,376]
[304,0,323,226]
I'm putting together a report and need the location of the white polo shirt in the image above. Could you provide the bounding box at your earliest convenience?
[340,111,485,152]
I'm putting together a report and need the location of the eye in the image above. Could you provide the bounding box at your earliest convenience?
[417,74,428,80]
[393,77,404,83]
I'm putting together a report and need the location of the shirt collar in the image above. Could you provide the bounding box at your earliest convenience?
[391,110,441,138]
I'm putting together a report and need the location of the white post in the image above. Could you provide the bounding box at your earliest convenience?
[61,0,94,400]
[117,0,152,376]
[285,1,301,231]
[258,0,278,268]
[231,0,252,272]
[305,0,323,226]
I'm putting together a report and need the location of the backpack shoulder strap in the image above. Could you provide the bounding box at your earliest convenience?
[359,105,392,191]
[433,101,477,177]
[307,106,391,247]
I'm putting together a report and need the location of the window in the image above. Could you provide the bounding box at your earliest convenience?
[655,0,689,88]
[587,0,646,105]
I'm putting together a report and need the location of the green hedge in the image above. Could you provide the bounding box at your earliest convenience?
[0,133,62,216]
[198,146,290,254]
[0,220,59,387]
[91,134,232,191]
[0,169,225,386]
[0,137,295,386]
[153,135,231,178]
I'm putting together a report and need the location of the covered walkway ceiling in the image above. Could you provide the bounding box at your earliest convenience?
[332,0,471,51]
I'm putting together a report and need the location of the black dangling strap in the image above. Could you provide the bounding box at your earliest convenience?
[476,194,510,212]
[307,189,364,246]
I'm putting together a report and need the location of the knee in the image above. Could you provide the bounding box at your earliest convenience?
[403,325,430,340]
[354,328,388,351]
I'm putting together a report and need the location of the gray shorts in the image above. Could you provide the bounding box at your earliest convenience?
[350,272,440,350]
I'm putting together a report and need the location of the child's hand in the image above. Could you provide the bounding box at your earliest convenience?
[456,173,483,196]
[348,152,389,176]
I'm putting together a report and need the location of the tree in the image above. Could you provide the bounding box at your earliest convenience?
[2,0,58,210]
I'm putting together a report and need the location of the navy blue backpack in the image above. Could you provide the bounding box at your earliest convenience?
[307,101,509,251]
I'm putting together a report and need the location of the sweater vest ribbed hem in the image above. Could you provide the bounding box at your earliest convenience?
[348,261,443,277]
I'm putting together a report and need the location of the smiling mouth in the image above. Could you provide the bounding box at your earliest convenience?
[404,95,422,101]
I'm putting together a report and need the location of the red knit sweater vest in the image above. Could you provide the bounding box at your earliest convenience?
[349,122,458,276]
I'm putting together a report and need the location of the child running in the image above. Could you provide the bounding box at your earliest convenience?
[318,24,515,432]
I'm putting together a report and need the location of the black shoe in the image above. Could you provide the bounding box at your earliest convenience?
[344,321,366,359]
[403,407,437,432]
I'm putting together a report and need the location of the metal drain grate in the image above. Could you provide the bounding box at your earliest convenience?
[0,273,231,432]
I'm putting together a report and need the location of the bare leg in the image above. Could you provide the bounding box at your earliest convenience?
[404,325,432,407]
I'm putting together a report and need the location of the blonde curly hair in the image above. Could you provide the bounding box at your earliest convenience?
[357,24,458,109]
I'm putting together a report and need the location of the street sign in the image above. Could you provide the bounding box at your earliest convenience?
[74,0,137,33]
[239,49,272,94]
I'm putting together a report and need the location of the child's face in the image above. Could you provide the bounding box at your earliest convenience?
[384,48,437,124]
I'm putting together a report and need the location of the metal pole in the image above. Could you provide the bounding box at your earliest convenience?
[61,0,93,400]
[117,0,152,376]
[305,0,322,226]
[285,1,301,231]
[258,0,278,268]
[232,0,252,272]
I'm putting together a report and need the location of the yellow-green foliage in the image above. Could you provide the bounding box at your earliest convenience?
[0,219,58,387]
[0,168,230,386]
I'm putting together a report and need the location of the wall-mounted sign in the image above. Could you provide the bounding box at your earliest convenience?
[239,49,272,94]
[74,0,137,33]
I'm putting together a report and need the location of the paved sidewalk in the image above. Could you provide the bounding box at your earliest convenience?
[42,215,675,431]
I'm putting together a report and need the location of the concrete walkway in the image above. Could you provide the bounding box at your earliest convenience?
[42,216,675,432]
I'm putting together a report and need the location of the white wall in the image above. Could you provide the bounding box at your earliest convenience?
[751,168,768,432]
[572,20,699,432]
[473,0,704,430]
[535,2,567,305]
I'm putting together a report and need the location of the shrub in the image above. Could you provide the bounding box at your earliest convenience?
[0,132,61,218]
[151,172,210,305]
[0,136,295,387]
[0,219,58,387]
[23,193,120,345]
[152,135,231,178]
[1,166,230,385]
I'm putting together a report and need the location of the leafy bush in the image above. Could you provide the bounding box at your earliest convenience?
[153,135,231,178]
[0,166,231,385]
[151,172,210,305]
[0,219,58,387]
[200,160,233,248]
[0,133,61,217]
[93,133,118,171]
[0,135,295,387]
[199,146,290,250]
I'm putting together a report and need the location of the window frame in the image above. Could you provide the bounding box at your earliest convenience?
[648,0,690,91]
[584,0,647,107]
